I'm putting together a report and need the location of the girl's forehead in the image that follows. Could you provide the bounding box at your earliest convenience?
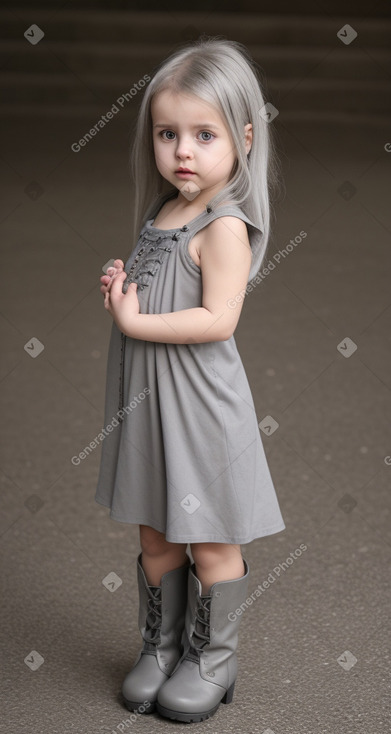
[151,89,220,118]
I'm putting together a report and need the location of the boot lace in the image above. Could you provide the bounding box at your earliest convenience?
[185,595,211,662]
[142,587,162,652]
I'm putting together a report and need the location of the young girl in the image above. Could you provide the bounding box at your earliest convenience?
[95,35,285,723]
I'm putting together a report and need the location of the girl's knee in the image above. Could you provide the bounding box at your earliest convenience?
[191,542,241,568]
[139,525,169,556]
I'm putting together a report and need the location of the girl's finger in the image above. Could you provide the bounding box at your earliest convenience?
[109,269,127,299]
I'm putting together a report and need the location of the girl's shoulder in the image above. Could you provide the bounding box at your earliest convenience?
[206,202,259,237]
[203,211,250,238]
[198,203,264,283]
[195,213,251,259]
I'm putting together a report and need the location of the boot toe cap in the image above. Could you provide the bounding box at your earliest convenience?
[122,654,169,708]
[157,659,226,715]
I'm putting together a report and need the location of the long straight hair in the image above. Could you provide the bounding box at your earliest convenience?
[127,35,281,277]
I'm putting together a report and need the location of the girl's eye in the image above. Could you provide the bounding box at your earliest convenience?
[199,131,213,142]
[159,130,214,142]
[161,130,176,140]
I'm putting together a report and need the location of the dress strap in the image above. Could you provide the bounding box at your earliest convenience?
[185,203,256,239]
[185,203,264,283]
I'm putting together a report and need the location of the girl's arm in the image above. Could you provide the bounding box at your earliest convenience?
[105,217,252,344]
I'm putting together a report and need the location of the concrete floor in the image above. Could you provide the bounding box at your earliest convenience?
[1,96,390,733]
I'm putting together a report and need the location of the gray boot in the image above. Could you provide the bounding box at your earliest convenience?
[121,553,190,714]
[156,559,250,722]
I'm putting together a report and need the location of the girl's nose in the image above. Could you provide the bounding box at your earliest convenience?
[175,137,194,159]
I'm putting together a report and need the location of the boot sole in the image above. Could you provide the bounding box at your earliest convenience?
[156,701,220,722]
[122,697,156,714]
[156,681,235,722]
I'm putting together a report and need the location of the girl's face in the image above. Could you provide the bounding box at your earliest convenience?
[151,89,244,202]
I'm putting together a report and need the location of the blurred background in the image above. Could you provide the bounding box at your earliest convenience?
[1,2,391,733]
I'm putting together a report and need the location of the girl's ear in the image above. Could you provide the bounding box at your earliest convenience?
[244,123,253,155]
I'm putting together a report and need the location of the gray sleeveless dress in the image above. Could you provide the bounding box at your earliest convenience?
[94,191,285,544]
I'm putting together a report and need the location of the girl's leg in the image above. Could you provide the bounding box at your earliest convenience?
[139,524,187,585]
[190,542,245,593]
[122,526,189,713]
[156,542,250,721]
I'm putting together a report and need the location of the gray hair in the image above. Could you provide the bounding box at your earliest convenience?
[128,35,282,276]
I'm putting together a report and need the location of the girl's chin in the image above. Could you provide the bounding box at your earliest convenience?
[179,180,201,199]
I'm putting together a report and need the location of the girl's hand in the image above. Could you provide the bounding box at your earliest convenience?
[100,259,124,296]
[104,270,140,334]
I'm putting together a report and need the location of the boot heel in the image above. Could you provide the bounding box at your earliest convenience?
[221,681,235,705]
